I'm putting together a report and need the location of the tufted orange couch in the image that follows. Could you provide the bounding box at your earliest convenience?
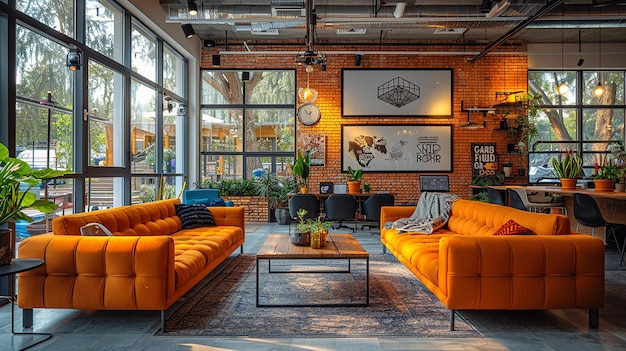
[380,199,605,330]
[17,198,245,332]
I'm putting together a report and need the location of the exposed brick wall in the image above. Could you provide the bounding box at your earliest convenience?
[202,44,528,201]
[223,196,269,222]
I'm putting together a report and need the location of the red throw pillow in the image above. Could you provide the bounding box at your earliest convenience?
[493,219,535,236]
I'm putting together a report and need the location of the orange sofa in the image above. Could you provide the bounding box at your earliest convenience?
[17,198,245,332]
[380,199,605,330]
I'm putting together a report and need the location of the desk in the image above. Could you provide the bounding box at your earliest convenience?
[526,186,626,226]
[0,258,52,350]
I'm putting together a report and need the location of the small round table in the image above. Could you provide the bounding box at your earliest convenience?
[0,258,52,350]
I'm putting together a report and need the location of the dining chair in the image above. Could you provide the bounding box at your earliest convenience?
[288,194,319,233]
[324,194,357,232]
[573,193,625,266]
[486,187,504,206]
[508,187,567,214]
[361,193,395,230]
[507,188,526,210]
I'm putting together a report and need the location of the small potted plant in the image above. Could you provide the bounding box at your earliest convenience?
[292,150,311,194]
[0,143,70,265]
[347,166,363,193]
[592,162,620,191]
[291,208,311,246]
[551,149,583,189]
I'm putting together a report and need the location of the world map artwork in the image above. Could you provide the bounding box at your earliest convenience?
[348,134,409,167]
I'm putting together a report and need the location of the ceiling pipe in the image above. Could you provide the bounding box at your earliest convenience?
[467,0,564,63]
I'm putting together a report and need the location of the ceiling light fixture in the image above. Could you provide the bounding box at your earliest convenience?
[393,2,407,18]
[480,0,492,13]
[298,64,318,103]
[295,0,326,68]
[556,21,569,96]
[594,20,605,97]
[182,23,195,38]
[188,0,198,17]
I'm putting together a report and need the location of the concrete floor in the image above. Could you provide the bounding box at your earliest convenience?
[1,221,625,351]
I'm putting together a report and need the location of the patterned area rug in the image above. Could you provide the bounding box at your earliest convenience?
[156,254,480,338]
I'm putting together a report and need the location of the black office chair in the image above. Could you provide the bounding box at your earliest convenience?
[288,194,320,233]
[487,187,504,205]
[325,194,357,232]
[507,188,526,211]
[361,193,395,230]
[573,193,624,265]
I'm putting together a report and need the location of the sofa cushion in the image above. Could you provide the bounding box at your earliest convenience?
[493,219,535,236]
[79,223,113,236]
[175,204,216,229]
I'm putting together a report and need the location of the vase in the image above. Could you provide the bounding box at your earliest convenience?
[559,178,577,189]
[310,231,321,249]
[347,181,361,194]
[320,229,328,247]
[503,166,513,177]
[274,208,290,225]
[300,187,309,194]
[290,230,310,246]
[0,228,12,266]
[615,183,626,192]
[593,179,616,192]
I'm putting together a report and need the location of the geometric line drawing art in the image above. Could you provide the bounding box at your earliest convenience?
[377,77,420,108]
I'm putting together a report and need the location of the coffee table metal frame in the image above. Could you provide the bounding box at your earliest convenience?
[256,233,369,308]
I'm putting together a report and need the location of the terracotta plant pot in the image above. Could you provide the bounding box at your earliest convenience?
[593,179,616,192]
[347,181,361,194]
[559,178,577,189]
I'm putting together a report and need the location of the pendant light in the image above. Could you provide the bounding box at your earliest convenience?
[594,20,605,97]
[556,22,569,96]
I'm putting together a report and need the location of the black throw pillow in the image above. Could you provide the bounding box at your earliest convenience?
[175,204,216,229]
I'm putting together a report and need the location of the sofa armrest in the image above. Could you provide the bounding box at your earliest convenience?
[380,206,415,230]
[438,234,605,310]
[209,206,245,229]
[17,234,175,310]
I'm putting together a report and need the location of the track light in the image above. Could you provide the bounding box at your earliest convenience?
[188,0,198,16]
[393,2,407,18]
[480,0,492,13]
[181,23,195,38]
[354,54,363,66]
[66,49,81,71]
[577,57,585,66]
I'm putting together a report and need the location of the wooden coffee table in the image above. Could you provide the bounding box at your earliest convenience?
[256,233,369,307]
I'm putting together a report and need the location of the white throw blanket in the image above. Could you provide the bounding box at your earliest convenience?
[389,192,459,234]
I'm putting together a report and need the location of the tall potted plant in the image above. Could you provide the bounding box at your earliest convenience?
[347,166,363,193]
[551,149,583,189]
[0,143,69,265]
[292,150,311,194]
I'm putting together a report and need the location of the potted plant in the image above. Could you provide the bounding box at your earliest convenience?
[0,143,70,265]
[291,208,311,246]
[347,166,363,193]
[551,149,583,189]
[257,174,296,225]
[292,150,311,194]
[592,163,620,191]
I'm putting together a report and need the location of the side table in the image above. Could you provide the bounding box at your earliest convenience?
[0,258,52,350]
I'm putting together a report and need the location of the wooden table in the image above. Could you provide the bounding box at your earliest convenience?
[525,185,626,227]
[256,233,369,307]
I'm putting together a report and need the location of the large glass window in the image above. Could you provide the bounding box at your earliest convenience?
[15,25,73,171]
[17,0,74,38]
[131,21,156,82]
[130,80,157,173]
[86,0,123,63]
[200,70,295,181]
[529,70,626,182]
[87,60,125,168]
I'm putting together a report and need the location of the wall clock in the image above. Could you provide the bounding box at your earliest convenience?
[297,103,321,126]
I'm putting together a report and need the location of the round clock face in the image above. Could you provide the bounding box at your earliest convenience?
[297,103,321,126]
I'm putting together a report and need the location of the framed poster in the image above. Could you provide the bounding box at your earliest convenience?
[342,69,453,117]
[298,134,325,166]
[341,124,453,172]
[471,143,498,175]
